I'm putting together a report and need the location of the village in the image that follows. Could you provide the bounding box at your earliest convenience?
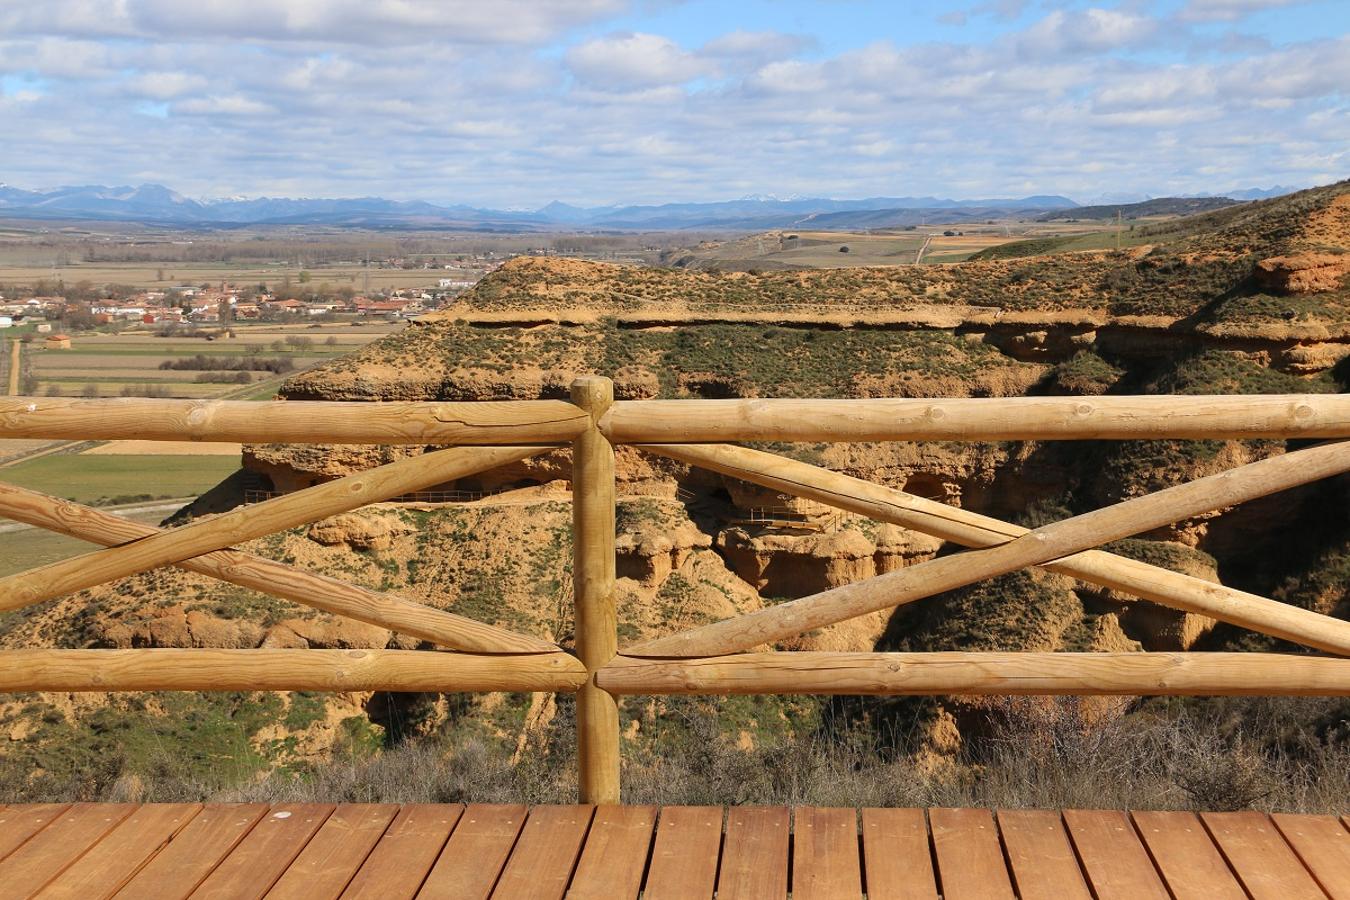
[0,279,474,332]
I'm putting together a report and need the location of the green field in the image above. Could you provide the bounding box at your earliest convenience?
[20,323,398,399]
[0,508,171,577]
[0,454,240,506]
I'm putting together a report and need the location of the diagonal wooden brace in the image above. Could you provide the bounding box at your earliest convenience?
[640,442,1350,657]
[629,440,1350,657]
[0,482,560,654]
[0,444,544,612]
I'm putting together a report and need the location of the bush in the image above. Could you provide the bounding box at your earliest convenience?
[159,355,294,374]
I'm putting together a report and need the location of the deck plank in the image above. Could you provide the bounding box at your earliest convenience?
[1272,813,1350,899]
[0,802,137,898]
[36,803,202,900]
[929,807,1014,900]
[189,803,334,900]
[859,808,937,900]
[996,809,1092,900]
[1203,811,1328,900]
[112,804,269,900]
[340,803,463,900]
[1063,808,1169,900]
[266,803,399,900]
[566,804,657,900]
[640,806,723,900]
[1131,810,1247,900]
[489,804,593,900]
[717,806,790,900]
[0,804,70,864]
[792,807,861,900]
[416,804,525,900]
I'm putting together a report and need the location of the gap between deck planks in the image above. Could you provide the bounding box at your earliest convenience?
[0,802,1345,899]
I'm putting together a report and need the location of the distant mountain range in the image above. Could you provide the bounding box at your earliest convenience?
[0,181,1300,231]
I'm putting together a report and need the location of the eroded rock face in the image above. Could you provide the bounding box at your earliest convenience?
[1255,253,1350,294]
[307,512,413,551]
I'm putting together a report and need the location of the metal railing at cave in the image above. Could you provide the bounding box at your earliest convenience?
[2,384,1350,804]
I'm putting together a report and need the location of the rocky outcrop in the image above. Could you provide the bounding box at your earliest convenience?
[1255,253,1350,294]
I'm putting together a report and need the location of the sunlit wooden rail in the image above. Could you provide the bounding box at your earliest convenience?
[1,802,1347,899]
[2,384,1350,812]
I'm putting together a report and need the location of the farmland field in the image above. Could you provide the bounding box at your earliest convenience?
[0,505,177,577]
[0,453,240,506]
[19,322,401,399]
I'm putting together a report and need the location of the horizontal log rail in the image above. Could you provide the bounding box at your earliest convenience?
[596,653,1350,696]
[642,442,1350,657]
[0,649,587,693]
[0,483,559,654]
[6,394,1350,446]
[0,396,587,444]
[603,395,1350,443]
[3,380,1350,807]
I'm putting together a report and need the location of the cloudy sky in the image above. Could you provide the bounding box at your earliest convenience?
[0,0,1346,206]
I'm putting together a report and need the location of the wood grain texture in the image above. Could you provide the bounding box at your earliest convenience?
[640,442,1350,656]
[929,808,1015,900]
[265,803,398,900]
[642,806,723,900]
[1271,813,1350,899]
[0,396,587,444]
[0,803,69,863]
[571,376,621,805]
[190,803,334,900]
[717,806,790,900]
[603,395,1350,442]
[996,809,1092,900]
[0,803,137,899]
[0,482,560,654]
[489,804,593,900]
[1132,810,1248,900]
[112,804,270,900]
[566,804,657,900]
[1063,809,1170,900]
[859,808,938,900]
[0,444,542,612]
[35,803,202,900]
[417,804,526,900]
[629,439,1350,656]
[597,651,1350,696]
[339,804,463,900]
[791,807,861,900]
[1202,811,1328,900]
[0,648,587,693]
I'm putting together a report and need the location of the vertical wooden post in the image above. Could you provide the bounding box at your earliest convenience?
[6,340,19,396]
[570,375,621,804]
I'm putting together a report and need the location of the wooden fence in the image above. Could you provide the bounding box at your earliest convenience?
[1,383,1350,804]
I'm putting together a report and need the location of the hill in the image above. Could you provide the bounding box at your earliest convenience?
[1037,197,1242,221]
[2,179,1347,806]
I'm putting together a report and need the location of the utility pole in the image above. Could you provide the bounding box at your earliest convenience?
[7,339,21,396]
[1116,209,1123,251]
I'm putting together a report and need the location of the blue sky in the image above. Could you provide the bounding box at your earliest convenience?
[0,0,1346,206]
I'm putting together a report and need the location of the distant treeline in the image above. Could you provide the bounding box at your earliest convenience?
[159,355,295,374]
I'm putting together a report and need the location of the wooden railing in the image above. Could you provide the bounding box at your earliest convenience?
[2,382,1350,804]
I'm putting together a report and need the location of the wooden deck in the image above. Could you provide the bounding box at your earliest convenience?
[0,803,1347,899]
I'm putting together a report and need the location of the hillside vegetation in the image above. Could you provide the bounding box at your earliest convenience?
[2,181,1348,809]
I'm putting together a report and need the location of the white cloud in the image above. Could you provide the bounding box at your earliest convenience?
[567,32,710,88]
[0,0,631,45]
[0,3,1342,205]
[1178,0,1307,23]
[1017,8,1159,55]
